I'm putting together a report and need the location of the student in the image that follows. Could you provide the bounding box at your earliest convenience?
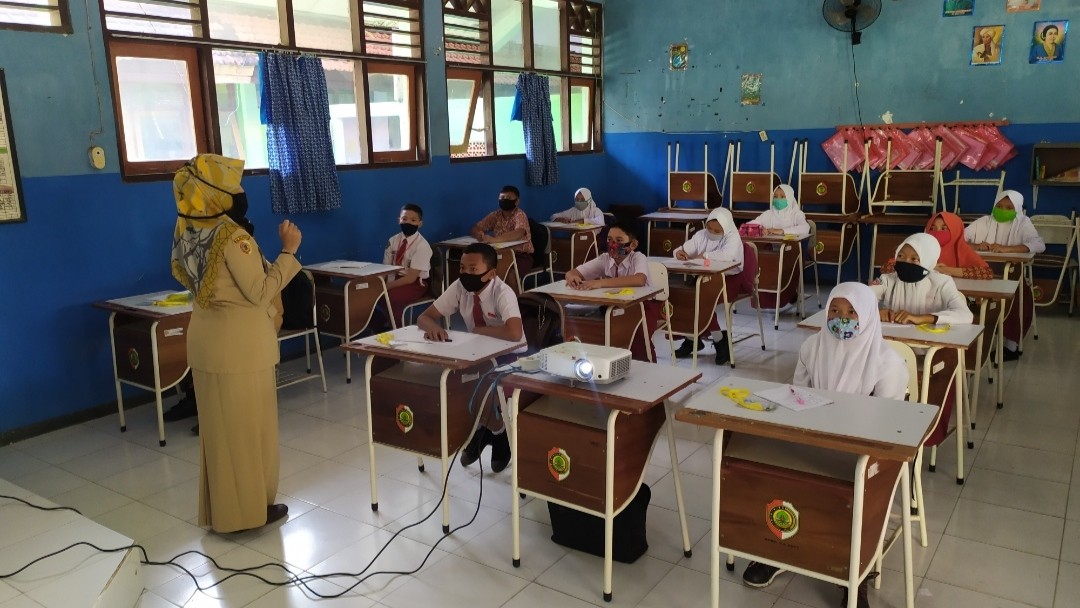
[471,185,535,276]
[565,219,659,362]
[417,242,526,473]
[383,203,433,326]
[749,184,810,237]
[880,212,993,280]
[743,282,908,608]
[671,207,744,364]
[871,233,974,326]
[551,187,605,226]
[964,190,1046,359]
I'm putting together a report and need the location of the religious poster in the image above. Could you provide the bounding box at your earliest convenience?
[971,25,1005,65]
[944,0,974,17]
[1030,20,1067,63]
[740,73,762,106]
[0,70,25,224]
[669,43,689,71]
[1006,0,1041,13]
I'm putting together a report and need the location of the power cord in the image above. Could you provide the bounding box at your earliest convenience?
[850,39,865,129]
[1,364,537,599]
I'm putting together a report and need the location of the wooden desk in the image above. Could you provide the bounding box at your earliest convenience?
[741,233,811,330]
[528,280,662,360]
[675,377,939,608]
[641,209,710,256]
[94,291,192,447]
[505,363,702,602]
[977,250,1036,354]
[954,278,1017,419]
[800,310,982,482]
[305,260,401,383]
[542,221,602,278]
[343,326,525,532]
[437,236,530,294]
[648,257,738,368]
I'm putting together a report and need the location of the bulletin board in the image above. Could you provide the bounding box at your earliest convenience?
[0,69,26,224]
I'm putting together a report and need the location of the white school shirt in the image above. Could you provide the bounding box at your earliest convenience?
[383,232,433,281]
[870,272,974,325]
[673,231,744,275]
[964,216,1046,254]
[550,202,605,226]
[575,251,652,285]
[432,276,527,353]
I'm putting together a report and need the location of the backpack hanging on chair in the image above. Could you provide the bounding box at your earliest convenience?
[517,292,562,355]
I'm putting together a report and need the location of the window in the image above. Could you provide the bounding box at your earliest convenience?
[443,0,601,160]
[101,0,426,177]
[0,0,71,33]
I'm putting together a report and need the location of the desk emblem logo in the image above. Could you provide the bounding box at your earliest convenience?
[816,182,828,197]
[815,241,826,254]
[682,180,692,193]
[319,305,331,323]
[662,240,673,253]
[745,181,756,194]
[548,447,570,481]
[766,499,799,540]
[127,348,140,370]
[1032,285,1043,301]
[395,405,414,434]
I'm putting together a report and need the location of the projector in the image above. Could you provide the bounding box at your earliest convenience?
[538,342,632,384]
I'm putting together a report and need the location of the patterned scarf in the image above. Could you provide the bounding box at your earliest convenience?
[170,155,245,308]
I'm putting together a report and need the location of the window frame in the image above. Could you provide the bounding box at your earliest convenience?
[106,40,212,177]
[0,0,73,34]
[365,60,426,163]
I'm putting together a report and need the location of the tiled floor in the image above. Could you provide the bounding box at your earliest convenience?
[1,297,1079,608]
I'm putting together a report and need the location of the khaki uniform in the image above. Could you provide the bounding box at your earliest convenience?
[188,229,301,533]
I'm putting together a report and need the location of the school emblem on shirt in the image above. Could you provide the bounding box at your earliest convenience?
[548,447,571,481]
[766,499,800,540]
[395,404,414,434]
[127,347,140,370]
[681,180,692,193]
[238,240,252,255]
[815,182,828,197]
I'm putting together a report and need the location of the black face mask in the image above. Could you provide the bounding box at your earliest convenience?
[400,223,419,237]
[459,271,489,293]
[225,191,249,225]
[894,261,929,283]
[498,198,517,212]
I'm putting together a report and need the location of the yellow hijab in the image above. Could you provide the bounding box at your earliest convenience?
[170,154,245,308]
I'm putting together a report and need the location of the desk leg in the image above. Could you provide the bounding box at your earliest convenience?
[997,297,1005,409]
[511,388,522,568]
[772,246,783,331]
[344,284,353,383]
[797,248,805,320]
[710,429,725,608]
[901,463,915,608]
[720,272,736,369]
[666,406,692,557]
[364,356,379,511]
[440,368,452,534]
[970,300,987,432]
[108,313,126,432]
[150,322,167,447]
[956,349,967,482]
[846,456,870,608]
[603,409,620,602]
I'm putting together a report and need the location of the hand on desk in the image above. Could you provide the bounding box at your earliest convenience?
[554,217,571,224]
[935,264,961,277]
[423,326,451,342]
[971,242,990,252]
[767,228,785,236]
[881,309,935,325]
[570,279,601,290]
[674,250,690,261]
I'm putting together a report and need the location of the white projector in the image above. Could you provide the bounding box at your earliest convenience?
[538,342,632,384]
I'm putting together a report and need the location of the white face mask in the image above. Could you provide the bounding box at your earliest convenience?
[574,199,590,211]
[705,231,723,242]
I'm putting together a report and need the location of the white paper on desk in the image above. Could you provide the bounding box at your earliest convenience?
[753,385,832,412]
[382,326,479,348]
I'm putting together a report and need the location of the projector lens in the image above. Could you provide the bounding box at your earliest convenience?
[574,359,594,380]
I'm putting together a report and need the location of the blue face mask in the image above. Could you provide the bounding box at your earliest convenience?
[772,198,789,211]
[827,317,860,340]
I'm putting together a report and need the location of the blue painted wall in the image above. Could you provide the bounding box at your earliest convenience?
[0,0,606,435]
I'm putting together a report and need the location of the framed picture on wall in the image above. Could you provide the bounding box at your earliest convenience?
[971,25,1005,65]
[944,0,974,17]
[0,70,26,225]
[1030,20,1067,63]
[1006,0,1040,13]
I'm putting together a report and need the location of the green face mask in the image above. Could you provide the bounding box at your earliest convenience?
[992,207,1017,223]
[772,198,789,211]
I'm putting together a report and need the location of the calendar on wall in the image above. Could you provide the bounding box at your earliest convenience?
[0,69,25,224]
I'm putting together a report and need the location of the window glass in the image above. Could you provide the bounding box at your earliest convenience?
[114,56,199,162]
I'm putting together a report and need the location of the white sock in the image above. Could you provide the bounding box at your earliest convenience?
[491,427,505,435]
[1005,339,1018,351]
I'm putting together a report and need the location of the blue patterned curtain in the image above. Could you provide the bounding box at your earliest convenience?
[258,52,341,214]
[514,73,560,186]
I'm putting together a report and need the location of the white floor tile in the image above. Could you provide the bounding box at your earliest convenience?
[960,468,1069,517]
[914,578,1036,608]
[535,552,674,608]
[974,441,1074,484]
[380,553,528,608]
[309,528,450,602]
[1055,561,1080,608]
[498,583,600,608]
[242,508,379,571]
[945,499,1065,558]
[637,565,777,608]
[926,535,1057,607]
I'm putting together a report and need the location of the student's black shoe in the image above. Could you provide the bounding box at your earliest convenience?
[164,394,198,422]
[460,428,491,467]
[673,338,706,359]
[839,579,871,608]
[1002,347,1021,362]
[266,503,289,525]
[490,431,511,473]
[742,561,783,588]
[714,332,731,365]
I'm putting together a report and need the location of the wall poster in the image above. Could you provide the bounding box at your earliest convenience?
[0,69,26,224]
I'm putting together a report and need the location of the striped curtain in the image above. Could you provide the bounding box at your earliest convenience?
[515,73,560,186]
[258,52,342,214]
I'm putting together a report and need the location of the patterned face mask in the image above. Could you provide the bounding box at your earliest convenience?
[827,316,860,340]
[608,241,632,258]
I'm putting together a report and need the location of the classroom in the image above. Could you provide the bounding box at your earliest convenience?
[1,1,1079,607]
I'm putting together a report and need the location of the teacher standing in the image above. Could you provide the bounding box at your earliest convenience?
[170,154,302,533]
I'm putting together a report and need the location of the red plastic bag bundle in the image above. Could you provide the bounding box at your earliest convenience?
[822,129,866,172]
[907,127,938,170]
[954,126,991,171]
[932,125,968,170]
[864,128,889,171]
[881,128,918,170]
[977,125,1016,170]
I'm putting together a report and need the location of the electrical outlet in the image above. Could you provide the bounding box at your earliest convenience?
[88,146,106,170]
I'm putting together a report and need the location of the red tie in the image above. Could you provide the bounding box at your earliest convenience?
[472,294,487,328]
[394,238,407,265]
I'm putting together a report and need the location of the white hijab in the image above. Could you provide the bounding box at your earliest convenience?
[882,233,946,313]
[707,207,737,236]
[574,187,600,212]
[805,282,903,396]
[754,184,803,230]
[966,189,1034,247]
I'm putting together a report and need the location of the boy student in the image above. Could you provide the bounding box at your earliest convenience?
[417,242,526,473]
[470,185,535,276]
[383,203,433,327]
[565,219,659,362]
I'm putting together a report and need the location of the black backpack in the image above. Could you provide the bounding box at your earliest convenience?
[517,292,562,355]
[280,272,315,330]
